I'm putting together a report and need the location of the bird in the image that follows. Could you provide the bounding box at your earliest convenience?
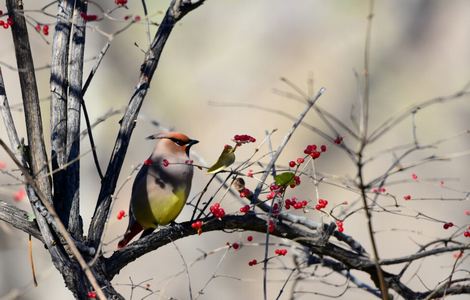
[207,144,236,174]
[118,132,199,248]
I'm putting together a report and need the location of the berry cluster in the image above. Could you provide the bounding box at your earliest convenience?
[116,210,126,220]
[115,0,128,5]
[284,197,308,210]
[233,134,256,146]
[35,24,49,35]
[210,203,225,219]
[0,13,13,29]
[87,291,96,299]
[248,259,257,266]
[334,136,343,144]
[191,220,203,235]
[403,194,411,201]
[143,159,153,166]
[303,144,327,159]
[315,198,328,210]
[336,220,344,232]
[274,248,288,256]
[443,222,454,230]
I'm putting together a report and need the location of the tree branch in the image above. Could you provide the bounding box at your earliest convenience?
[0,200,43,242]
[65,0,87,238]
[50,0,75,224]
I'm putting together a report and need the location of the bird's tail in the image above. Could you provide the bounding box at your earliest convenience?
[118,221,143,249]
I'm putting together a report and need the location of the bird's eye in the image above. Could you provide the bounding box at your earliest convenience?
[169,138,186,146]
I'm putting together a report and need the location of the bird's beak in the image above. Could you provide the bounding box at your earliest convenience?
[187,139,199,147]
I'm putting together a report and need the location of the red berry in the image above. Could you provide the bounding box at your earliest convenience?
[465,210,470,216]
[239,188,251,198]
[289,160,296,168]
[412,173,418,181]
[191,220,203,235]
[14,188,26,202]
[274,248,287,256]
[464,231,470,237]
[162,159,169,167]
[247,169,254,177]
[268,220,275,233]
[35,24,41,32]
[232,242,239,250]
[87,291,97,299]
[248,259,257,266]
[115,0,128,5]
[0,161,6,169]
[334,136,343,144]
[320,144,327,152]
[296,157,304,164]
[134,15,141,22]
[144,159,153,166]
[310,151,321,159]
[6,17,13,25]
[247,235,253,242]
[117,210,126,220]
[403,195,411,201]
[240,205,250,213]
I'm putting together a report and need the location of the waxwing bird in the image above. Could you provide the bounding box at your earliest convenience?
[118,132,198,248]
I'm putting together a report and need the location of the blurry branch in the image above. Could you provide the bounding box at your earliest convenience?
[368,82,470,143]
[251,88,325,203]
[209,100,356,161]
[88,0,206,247]
[356,0,390,297]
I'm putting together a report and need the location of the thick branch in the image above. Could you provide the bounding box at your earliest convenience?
[50,0,75,229]
[7,0,52,200]
[65,0,87,238]
[88,0,205,247]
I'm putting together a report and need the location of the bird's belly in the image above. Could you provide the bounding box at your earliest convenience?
[135,187,186,227]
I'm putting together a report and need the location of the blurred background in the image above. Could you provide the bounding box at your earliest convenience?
[0,0,469,299]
